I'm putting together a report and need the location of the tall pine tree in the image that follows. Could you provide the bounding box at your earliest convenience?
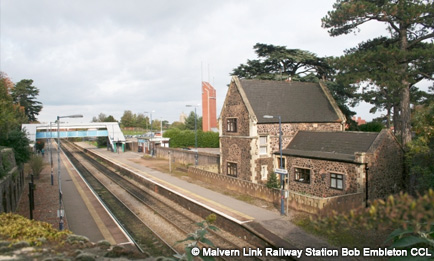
[322,0,434,145]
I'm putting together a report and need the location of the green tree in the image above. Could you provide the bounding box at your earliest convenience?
[11,79,42,122]
[358,121,384,132]
[92,113,117,123]
[170,121,186,130]
[0,73,31,168]
[232,43,333,81]
[120,110,135,127]
[322,0,434,146]
[136,113,148,129]
[266,172,280,189]
[231,43,358,125]
[406,101,434,194]
[184,111,202,131]
[0,73,26,139]
[0,129,31,167]
[104,115,117,122]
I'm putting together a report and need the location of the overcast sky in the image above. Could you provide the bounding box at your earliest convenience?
[1,0,401,124]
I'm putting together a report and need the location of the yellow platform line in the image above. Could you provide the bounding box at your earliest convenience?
[97,152,254,222]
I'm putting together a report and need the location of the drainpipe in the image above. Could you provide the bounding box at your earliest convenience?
[365,164,369,208]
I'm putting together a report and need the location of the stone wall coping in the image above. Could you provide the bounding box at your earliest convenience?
[157,147,219,157]
[289,190,364,200]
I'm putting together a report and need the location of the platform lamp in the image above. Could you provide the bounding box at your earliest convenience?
[49,122,54,186]
[143,111,149,134]
[56,114,83,230]
[263,114,286,216]
[186,104,199,166]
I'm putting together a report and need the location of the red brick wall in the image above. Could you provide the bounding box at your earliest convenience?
[202,82,217,132]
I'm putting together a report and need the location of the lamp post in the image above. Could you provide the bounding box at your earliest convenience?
[186,105,198,166]
[144,111,149,134]
[264,115,285,215]
[149,110,155,156]
[49,122,54,186]
[57,114,83,230]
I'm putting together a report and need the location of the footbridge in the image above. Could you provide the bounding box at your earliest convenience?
[22,122,126,152]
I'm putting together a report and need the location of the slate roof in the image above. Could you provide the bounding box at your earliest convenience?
[280,131,380,163]
[238,79,342,124]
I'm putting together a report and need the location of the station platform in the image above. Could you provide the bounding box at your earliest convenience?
[73,143,334,258]
[16,143,133,248]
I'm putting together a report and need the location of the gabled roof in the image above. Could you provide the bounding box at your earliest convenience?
[234,77,345,124]
[281,131,381,163]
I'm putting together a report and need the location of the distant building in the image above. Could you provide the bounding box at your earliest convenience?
[202,82,217,132]
[179,112,187,124]
[352,116,367,125]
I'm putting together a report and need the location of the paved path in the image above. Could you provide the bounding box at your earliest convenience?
[76,143,341,260]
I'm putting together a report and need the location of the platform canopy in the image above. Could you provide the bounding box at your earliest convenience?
[22,122,126,143]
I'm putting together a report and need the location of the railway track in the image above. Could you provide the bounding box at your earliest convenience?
[61,141,261,260]
[61,141,177,257]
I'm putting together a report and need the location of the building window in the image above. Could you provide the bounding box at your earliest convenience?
[277,157,286,169]
[227,118,237,132]
[261,165,268,180]
[294,168,310,184]
[259,136,267,155]
[227,162,237,177]
[330,173,344,190]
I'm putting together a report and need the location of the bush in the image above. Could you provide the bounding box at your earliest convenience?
[266,172,280,189]
[163,129,219,148]
[0,130,31,167]
[96,137,108,148]
[29,154,45,178]
[0,213,71,246]
[310,190,434,249]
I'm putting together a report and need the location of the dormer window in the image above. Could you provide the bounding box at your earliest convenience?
[227,118,237,132]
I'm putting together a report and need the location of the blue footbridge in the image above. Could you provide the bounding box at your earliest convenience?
[22,122,126,152]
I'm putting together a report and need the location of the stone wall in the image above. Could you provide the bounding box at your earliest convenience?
[285,156,362,198]
[219,80,253,181]
[155,147,220,171]
[189,166,364,214]
[220,138,252,180]
[0,148,24,213]
[220,80,251,137]
[188,167,281,203]
[287,191,365,214]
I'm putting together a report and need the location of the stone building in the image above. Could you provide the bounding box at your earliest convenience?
[219,76,346,183]
[280,130,404,201]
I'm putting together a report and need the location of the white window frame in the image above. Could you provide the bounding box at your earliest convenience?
[259,136,268,155]
[261,165,268,180]
[330,173,344,190]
